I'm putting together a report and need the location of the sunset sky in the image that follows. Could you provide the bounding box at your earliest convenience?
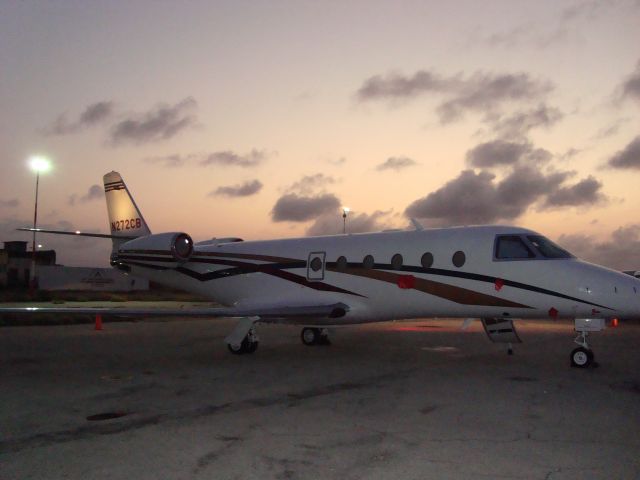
[1,0,639,269]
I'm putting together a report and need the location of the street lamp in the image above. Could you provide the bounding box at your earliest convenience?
[342,207,350,234]
[28,156,51,290]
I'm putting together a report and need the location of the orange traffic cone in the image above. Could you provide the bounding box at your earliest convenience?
[95,314,103,331]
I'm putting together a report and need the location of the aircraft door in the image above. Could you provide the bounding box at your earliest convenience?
[307,252,326,281]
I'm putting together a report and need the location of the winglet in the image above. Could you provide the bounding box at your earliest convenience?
[410,218,424,231]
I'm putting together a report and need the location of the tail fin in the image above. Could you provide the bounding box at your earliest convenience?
[104,171,151,250]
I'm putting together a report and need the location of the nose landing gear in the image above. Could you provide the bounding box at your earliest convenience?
[570,318,605,368]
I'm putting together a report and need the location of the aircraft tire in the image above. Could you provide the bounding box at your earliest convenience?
[228,342,245,355]
[246,340,258,353]
[570,347,593,368]
[301,327,320,346]
[227,337,258,355]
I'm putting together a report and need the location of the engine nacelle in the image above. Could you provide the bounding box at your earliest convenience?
[118,232,194,262]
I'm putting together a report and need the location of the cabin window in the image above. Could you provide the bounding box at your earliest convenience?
[527,235,573,259]
[495,235,535,259]
[421,252,433,269]
[310,257,323,272]
[336,256,348,271]
[363,255,375,269]
[391,253,403,270]
[452,251,466,268]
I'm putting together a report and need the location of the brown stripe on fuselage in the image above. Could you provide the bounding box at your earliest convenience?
[326,266,531,308]
[266,269,366,297]
[192,251,301,263]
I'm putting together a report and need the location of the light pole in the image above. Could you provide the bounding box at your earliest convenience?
[28,156,51,291]
[342,207,350,234]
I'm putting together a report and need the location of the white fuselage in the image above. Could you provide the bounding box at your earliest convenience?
[119,225,640,325]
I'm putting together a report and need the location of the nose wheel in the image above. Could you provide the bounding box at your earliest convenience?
[570,346,594,368]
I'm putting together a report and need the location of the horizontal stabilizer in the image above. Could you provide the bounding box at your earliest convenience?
[17,228,136,240]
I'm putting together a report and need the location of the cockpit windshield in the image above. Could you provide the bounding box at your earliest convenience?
[526,235,574,258]
[495,236,535,259]
[495,234,574,260]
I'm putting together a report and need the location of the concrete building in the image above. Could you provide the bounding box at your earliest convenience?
[0,241,148,291]
[0,241,55,288]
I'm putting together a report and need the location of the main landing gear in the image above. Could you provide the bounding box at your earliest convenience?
[570,318,605,368]
[301,327,331,346]
[227,326,259,354]
[225,318,259,355]
[227,328,259,355]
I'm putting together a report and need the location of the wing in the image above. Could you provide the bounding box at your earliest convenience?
[0,303,349,321]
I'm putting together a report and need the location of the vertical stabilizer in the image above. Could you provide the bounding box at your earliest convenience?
[104,171,151,250]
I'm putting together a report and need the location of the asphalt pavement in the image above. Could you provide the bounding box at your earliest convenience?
[1,316,639,480]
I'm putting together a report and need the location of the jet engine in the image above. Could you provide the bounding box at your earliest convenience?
[118,232,194,261]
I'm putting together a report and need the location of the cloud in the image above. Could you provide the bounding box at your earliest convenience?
[0,199,19,208]
[558,224,640,270]
[621,59,640,102]
[480,22,570,50]
[327,157,346,166]
[559,147,582,160]
[143,150,270,168]
[544,176,605,207]
[560,0,615,23]
[493,167,569,218]
[287,173,335,194]
[45,101,114,135]
[607,136,640,169]
[592,118,630,140]
[271,193,341,222]
[480,0,618,50]
[68,184,102,206]
[356,70,450,101]
[484,23,533,48]
[466,140,551,168]
[306,210,391,236]
[437,73,553,123]
[200,149,267,168]
[355,69,553,123]
[489,104,563,138]
[210,180,263,198]
[405,170,506,225]
[404,166,603,226]
[110,97,197,145]
[79,102,114,125]
[144,154,191,168]
[376,156,418,172]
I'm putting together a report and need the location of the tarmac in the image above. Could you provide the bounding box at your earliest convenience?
[1,314,639,480]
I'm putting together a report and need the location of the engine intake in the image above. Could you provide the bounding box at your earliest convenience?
[118,232,194,262]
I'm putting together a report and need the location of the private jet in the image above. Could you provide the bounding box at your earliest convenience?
[6,171,639,368]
